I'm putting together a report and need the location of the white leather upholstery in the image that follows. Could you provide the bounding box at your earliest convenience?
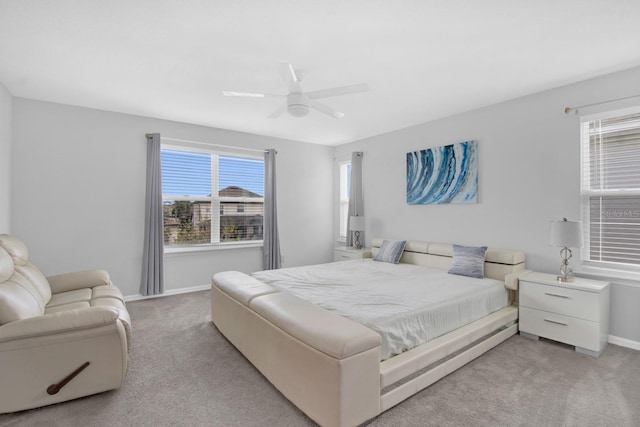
[250,291,380,359]
[0,234,131,413]
[0,235,51,321]
[212,238,528,427]
[504,269,533,291]
[211,278,381,427]
[47,269,111,293]
[214,269,279,306]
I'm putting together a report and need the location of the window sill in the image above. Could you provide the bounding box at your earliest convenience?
[164,241,263,255]
[576,264,640,287]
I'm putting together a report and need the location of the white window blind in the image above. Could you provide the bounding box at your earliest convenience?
[581,110,640,267]
[161,146,264,247]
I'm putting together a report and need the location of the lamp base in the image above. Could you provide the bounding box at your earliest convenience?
[557,247,575,282]
[354,231,362,250]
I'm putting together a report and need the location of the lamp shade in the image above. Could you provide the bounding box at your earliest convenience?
[349,216,365,231]
[549,218,583,248]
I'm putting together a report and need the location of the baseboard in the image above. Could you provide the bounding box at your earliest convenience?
[608,335,640,351]
[125,284,210,302]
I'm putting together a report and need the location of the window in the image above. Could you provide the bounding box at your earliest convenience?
[161,145,264,248]
[580,108,640,269]
[339,161,351,241]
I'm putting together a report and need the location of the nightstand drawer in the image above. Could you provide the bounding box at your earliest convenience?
[333,247,371,262]
[334,251,360,261]
[520,281,600,322]
[519,306,600,351]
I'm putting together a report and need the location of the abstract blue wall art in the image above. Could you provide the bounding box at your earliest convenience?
[406,141,478,205]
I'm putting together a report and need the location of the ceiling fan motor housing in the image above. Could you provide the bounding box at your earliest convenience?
[287,93,309,117]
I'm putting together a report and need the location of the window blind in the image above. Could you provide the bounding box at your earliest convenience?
[162,149,211,197]
[581,111,640,267]
[161,147,264,247]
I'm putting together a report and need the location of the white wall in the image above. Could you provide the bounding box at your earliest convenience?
[11,99,334,297]
[0,82,11,234]
[334,66,640,344]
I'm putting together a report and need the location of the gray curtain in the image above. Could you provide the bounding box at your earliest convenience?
[141,133,164,296]
[346,151,364,247]
[263,149,281,270]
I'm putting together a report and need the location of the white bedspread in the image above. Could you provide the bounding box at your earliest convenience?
[251,259,509,360]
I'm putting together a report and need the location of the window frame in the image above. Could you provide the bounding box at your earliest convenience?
[161,143,264,253]
[579,105,640,276]
[338,160,351,242]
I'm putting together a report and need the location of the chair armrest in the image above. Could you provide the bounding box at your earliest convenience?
[47,269,111,294]
[0,307,119,343]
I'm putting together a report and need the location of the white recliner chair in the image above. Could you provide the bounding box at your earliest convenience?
[0,234,131,413]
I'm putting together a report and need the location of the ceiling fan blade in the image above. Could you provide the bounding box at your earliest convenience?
[267,104,287,119]
[277,63,302,93]
[307,83,369,100]
[308,100,344,119]
[223,91,265,97]
[222,91,283,98]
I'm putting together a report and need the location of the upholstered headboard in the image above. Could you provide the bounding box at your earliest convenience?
[370,238,526,284]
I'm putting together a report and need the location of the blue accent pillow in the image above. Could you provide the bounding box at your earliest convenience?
[448,244,487,278]
[373,240,407,264]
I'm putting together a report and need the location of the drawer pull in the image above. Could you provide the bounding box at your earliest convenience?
[544,318,568,326]
[544,292,570,299]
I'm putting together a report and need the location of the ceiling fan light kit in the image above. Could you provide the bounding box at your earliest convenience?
[287,93,310,117]
[223,63,369,119]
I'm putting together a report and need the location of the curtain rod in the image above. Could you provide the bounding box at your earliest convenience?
[564,94,640,115]
[145,134,273,154]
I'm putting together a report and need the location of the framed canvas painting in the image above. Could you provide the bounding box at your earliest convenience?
[406,140,478,205]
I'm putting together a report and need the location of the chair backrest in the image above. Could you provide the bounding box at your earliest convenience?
[0,235,52,325]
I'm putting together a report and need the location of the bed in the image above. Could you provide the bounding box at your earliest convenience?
[211,238,528,427]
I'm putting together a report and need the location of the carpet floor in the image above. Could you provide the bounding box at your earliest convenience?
[1,290,639,427]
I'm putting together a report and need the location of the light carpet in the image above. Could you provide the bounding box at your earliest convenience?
[1,290,639,427]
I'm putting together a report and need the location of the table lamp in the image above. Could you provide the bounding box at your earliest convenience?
[549,217,583,282]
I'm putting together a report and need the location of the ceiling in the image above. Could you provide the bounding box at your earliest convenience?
[2,1,640,146]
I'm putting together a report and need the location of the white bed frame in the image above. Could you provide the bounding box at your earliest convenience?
[211,238,528,427]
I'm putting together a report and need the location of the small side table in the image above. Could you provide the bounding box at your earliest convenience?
[333,246,371,262]
[519,271,610,357]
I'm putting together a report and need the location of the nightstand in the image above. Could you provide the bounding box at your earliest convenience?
[519,271,610,357]
[333,246,371,262]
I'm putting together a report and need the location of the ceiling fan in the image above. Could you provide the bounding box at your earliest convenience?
[222,63,369,119]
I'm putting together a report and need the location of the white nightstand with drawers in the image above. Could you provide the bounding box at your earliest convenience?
[519,272,610,357]
[333,246,371,262]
